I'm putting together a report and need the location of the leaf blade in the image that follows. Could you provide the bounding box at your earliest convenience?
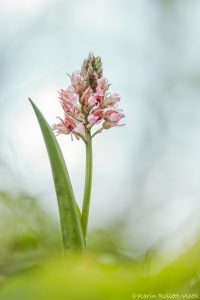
[29,98,85,252]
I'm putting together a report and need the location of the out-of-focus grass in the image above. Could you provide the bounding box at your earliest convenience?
[0,191,200,299]
[0,244,200,300]
[0,191,61,275]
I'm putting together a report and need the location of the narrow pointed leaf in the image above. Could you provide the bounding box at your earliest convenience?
[29,98,85,251]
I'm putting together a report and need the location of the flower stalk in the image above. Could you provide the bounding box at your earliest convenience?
[81,133,93,240]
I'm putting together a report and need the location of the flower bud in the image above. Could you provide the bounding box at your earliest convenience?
[81,53,103,91]
[71,71,88,96]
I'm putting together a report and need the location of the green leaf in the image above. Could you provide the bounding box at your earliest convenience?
[29,98,85,252]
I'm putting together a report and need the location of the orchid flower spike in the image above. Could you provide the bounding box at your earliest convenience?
[53,53,125,142]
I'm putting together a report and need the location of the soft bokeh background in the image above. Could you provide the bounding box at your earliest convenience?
[1,0,200,261]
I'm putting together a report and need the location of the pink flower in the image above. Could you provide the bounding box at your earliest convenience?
[62,116,76,131]
[73,122,85,135]
[103,109,125,129]
[101,93,120,107]
[87,110,104,126]
[59,87,77,113]
[88,94,96,107]
[87,91,104,108]
[53,116,76,135]
[53,122,69,135]
[85,78,108,109]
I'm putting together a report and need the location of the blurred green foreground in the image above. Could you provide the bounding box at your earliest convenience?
[0,192,200,300]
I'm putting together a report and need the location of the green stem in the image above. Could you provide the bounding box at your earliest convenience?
[81,133,93,240]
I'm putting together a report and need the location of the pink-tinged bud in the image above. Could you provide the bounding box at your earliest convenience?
[59,88,82,119]
[71,70,88,96]
[81,53,103,91]
[59,92,74,114]
[71,70,81,83]
[60,100,74,114]
[59,87,77,104]
[66,85,77,102]
[81,53,103,79]
[80,87,93,106]
[88,64,94,77]
[97,77,108,94]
